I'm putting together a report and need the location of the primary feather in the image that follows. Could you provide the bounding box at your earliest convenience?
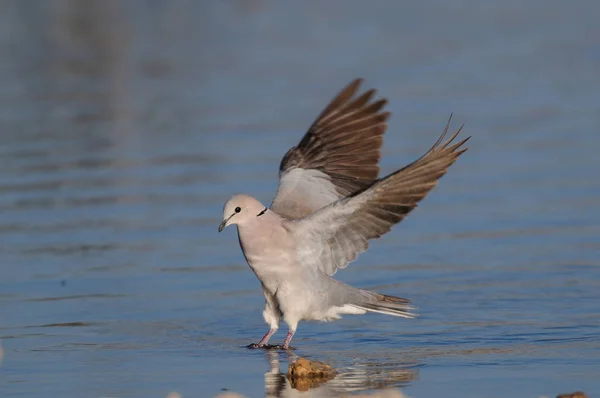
[287,116,469,276]
[271,79,390,219]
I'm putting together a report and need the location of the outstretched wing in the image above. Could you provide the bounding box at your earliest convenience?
[270,79,390,219]
[286,117,469,276]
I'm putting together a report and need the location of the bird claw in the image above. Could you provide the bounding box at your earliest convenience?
[264,344,285,350]
[246,343,294,350]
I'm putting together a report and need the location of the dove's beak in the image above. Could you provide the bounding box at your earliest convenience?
[218,215,232,232]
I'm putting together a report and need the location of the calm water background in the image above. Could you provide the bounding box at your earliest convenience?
[1,1,599,397]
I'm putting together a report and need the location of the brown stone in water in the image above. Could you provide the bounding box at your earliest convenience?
[557,392,588,398]
[286,358,336,391]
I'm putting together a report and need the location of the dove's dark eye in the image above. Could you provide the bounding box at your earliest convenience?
[235,207,241,213]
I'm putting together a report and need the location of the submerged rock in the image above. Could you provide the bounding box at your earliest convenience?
[286,357,336,391]
[557,392,588,398]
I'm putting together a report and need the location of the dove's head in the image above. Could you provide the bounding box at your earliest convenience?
[219,194,267,232]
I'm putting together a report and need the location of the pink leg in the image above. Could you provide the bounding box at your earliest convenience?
[257,328,276,346]
[282,330,295,350]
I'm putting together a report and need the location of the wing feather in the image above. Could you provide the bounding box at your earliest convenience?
[271,79,390,219]
[287,117,470,276]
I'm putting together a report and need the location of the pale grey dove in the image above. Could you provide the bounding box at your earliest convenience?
[219,79,469,349]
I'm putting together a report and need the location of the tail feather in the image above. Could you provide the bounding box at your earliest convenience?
[352,292,416,318]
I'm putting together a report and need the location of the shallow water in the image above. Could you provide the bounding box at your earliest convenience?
[1,1,600,397]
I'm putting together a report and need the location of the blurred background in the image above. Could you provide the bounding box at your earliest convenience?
[1,1,599,397]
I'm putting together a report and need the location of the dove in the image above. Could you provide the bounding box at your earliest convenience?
[218,79,469,349]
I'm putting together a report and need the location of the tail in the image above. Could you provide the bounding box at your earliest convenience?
[352,290,416,318]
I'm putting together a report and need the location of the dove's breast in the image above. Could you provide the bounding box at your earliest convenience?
[236,217,300,293]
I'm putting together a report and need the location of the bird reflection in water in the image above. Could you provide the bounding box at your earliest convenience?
[262,350,417,398]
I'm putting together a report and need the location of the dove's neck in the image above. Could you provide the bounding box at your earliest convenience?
[236,211,293,289]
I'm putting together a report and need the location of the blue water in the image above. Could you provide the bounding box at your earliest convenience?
[1,1,600,397]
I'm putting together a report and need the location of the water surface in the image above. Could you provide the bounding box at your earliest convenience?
[1,1,599,397]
